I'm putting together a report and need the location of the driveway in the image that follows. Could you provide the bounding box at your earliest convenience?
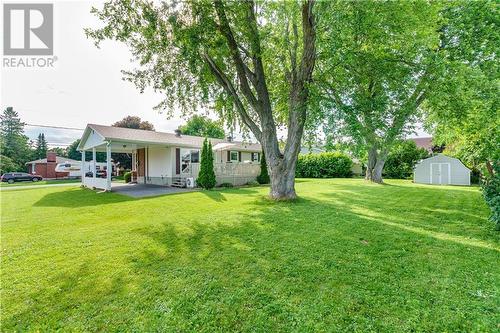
[111,183,197,198]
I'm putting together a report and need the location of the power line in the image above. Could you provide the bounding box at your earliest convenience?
[25,124,84,131]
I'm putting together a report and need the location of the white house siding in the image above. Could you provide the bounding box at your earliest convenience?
[81,130,105,150]
[146,147,172,185]
[414,154,470,186]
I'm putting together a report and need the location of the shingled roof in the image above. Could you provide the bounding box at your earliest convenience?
[83,124,261,152]
[25,156,80,165]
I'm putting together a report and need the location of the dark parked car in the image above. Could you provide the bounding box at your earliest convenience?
[85,170,107,178]
[1,172,43,184]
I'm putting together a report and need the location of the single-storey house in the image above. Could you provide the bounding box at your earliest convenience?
[77,124,262,191]
[25,152,79,179]
[414,154,471,186]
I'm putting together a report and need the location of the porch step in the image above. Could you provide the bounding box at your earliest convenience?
[171,177,186,188]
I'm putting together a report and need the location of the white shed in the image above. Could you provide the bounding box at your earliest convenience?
[414,154,471,186]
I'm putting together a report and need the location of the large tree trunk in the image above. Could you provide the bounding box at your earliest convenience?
[210,0,315,200]
[268,159,298,200]
[365,145,386,183]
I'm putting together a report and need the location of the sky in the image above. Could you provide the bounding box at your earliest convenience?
[1,0,188,147]
[1,0,429,148]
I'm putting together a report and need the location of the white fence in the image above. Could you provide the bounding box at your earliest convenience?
[82,176,108,190]
[188,162,260,186]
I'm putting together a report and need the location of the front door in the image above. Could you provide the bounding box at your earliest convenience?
[137,148,145,179]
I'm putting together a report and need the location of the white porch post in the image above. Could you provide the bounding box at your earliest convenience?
[106,142,112,191]
[92,148,96,181]
[81,150,85,182]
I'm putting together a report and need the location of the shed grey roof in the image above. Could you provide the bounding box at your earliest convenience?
[83,124,261,152]
[25,156,80,165]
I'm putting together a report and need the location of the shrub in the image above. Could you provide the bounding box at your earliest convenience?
[220,182,233,188]
[296,152,353,178]
[197,138,216,189]
[256,151,270,184]
[481,162,499,230]
[123,171,132,183]
[383,140,429,179]
[246,180,260,186]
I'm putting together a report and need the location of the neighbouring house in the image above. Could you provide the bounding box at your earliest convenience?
[77,124,262,191]
[414,154,471,186]
[25,152,79,179]
[409,137,434,153]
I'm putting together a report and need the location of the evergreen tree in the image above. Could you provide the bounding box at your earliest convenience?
[257,151,270,184]
[35,133,48,159]
[197,138,216,189]
[0,107,32,170]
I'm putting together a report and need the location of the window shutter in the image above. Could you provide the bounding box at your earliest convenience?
[175,148,180,174]
[238,152,241,162]
[227,151,230,162]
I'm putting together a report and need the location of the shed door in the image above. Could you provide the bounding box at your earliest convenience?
[430,163,450,185]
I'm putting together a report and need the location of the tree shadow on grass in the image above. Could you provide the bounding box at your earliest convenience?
[33,188,134,208]
[127,193,499,331]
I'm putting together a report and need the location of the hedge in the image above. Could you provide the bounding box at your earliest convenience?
[482,162,500,230]
[296,152,353,178]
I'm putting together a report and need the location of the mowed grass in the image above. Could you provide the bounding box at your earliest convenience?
[1,179,499,332]
[0,179,80,187]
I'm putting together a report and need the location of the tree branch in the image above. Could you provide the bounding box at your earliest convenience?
[203,52,262,140]
[213,0,259,110]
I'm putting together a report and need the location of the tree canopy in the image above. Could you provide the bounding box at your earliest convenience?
[87,0,317,199]
[34,133,48,159]
[424,1,499,176]
[315,0,443,183]
[112,116,155,131]
[179,115,225,139]
[0,107,32,171]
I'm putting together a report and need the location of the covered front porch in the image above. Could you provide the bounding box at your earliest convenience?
[80,141,138,192]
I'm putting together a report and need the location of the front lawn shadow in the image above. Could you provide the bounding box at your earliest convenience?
[33,188,133,208]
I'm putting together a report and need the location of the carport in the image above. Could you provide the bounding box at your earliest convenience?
[77,125,138,191]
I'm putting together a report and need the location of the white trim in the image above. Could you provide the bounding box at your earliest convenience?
[430,162,451,185]
[229,150,239,163]
[106,142,112,191]
[92,148,96,181]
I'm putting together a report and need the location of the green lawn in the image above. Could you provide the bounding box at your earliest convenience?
[0,178,80,187]
[1,179,498,332]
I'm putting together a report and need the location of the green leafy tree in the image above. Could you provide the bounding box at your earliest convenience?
[256,151,270,184]
[34,133,48,159]
[0,155,17,174]
[112,116,155,131]
[86,0,317,200]
[111,116,155,169]
[197,138,216,189]
[424,1,499,177]
[316,0,445,183]
[0,107,32,171]
[383,140,429,179]
[49,147,67,157]
[481,161,499,230]
[179,115,225,139]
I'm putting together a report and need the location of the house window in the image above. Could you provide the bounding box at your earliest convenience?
[180,149,200,174]
[251,152,260,162]
[230,151,239,162]
[190,150,200,163]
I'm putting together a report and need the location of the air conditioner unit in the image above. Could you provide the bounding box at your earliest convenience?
[186,177,195,188]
